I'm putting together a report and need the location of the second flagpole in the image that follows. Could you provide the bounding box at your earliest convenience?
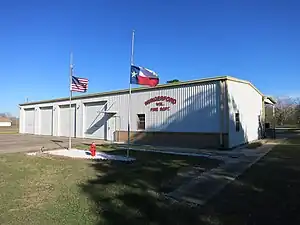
[127,30,135,157]
[68,52,73,150]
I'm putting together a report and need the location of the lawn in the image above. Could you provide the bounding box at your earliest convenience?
[0,125,19,134]
[197,134,300,225]
[0,149,220,225]
[2,135,300,225]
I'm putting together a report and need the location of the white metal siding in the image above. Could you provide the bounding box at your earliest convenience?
[83,101,107,139]
[19,108,24,133]
[0,122,11,127]
[40,106,53,135]
[19,81,221,138]
[106,81,220,133]
[52,105,59,136]
[227,80,262,148]
[59,105,76,137]
[24,108,35,134]
[140,82,219,133]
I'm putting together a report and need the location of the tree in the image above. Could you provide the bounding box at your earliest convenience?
[166,79,180,84]
[0,112,13,118]
[295,105,300,124]
[274,97,299,126]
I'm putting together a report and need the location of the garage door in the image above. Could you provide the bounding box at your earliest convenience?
[84,102,107,139]
[40,106,53,135]
[24,108,35,134]
[59,104,76,137]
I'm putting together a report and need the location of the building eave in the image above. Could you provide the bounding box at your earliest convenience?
[263,96,277,105]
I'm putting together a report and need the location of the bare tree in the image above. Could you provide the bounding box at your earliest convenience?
[0,112,13,118]
[275,97,299,126]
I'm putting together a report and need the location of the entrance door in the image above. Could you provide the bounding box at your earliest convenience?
[107,116,116,141]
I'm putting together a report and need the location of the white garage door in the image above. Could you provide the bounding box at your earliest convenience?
[24,108,35,134]
[84,102,107,139]
[59,104,76,137]
[40,106,53,135]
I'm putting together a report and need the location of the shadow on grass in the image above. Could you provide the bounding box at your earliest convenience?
[246,142,263,149]
[79,138,300,225]
[200,137,300,225]
[80,150,220,225]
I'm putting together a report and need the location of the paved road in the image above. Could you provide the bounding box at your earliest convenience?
[0,134,105,154]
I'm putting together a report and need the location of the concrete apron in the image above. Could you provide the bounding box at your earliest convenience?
[167,141,280,206]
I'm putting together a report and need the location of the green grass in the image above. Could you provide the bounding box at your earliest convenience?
[74,143,211,155]
[0,125,19,134]
[74,143,115,151]
[0,154,97,225]
[246,142,263,149]
[4,136,300,225]
[0,131,19,134]
[0,149,220,225]
[197,135,300,225]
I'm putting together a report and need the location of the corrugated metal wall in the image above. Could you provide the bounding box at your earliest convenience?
[227,80,263,148]
[19,80,221,139]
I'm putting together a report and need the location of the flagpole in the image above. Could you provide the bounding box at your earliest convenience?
[127,30,135,157]
[68,52,73,150]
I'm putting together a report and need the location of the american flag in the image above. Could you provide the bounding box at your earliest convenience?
[71,75,88,92]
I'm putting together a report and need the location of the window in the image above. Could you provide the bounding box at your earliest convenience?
[137,114,145,130]
[235,112,240,132]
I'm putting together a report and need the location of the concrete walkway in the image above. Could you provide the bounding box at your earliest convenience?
[167,140,281,206]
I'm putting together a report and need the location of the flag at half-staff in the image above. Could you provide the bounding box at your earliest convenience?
[130,65,159,87]
[71,75,89,92]
[67,55,89,151]
[126,30,160,158]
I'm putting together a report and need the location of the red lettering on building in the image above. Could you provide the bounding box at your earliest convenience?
[160,107,170,111]
[150,107,158,112]
[144,96,177,106]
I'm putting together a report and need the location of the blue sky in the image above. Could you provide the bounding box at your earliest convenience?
[1,0,300,116]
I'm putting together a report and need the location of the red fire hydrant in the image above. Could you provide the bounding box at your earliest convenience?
[90,142,96,157]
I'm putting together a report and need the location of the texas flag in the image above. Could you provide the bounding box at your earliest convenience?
[130,65,159,87]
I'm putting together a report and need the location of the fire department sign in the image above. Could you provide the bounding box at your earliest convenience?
[144,96,177,112]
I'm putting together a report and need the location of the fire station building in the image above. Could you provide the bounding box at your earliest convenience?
[19,76,275,149]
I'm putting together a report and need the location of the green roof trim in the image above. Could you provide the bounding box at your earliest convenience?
[19,75,265,106]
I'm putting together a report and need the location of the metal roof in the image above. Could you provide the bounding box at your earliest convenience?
[19,75,266,106]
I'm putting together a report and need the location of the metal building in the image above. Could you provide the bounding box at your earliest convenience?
[19,76,275,149]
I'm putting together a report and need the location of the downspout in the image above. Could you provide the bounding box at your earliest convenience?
[19,106,22,134]
[272,104,276,139]
[224,79,229,148]
[219,80,225,148]
[261,97,265,138]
